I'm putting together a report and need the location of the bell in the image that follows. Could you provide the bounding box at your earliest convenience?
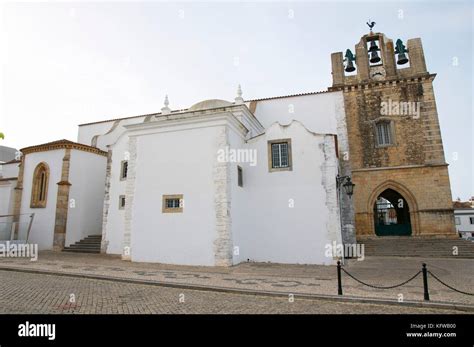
[369,51,381,64]
[396,52,409,65]
[345,60,356,72]
[368,41,379,52]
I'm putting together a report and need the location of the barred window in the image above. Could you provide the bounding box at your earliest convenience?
[237,166,243,187]
[119,195,126,210]
[376,122,392,146]
[120,161,128,180]
[162,194,183,213]
[268,139,292,172]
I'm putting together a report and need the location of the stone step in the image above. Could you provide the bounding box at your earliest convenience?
[356,238,474,258]
[62,234,102,254]
[63,248,100,254]
[69,244,101,249]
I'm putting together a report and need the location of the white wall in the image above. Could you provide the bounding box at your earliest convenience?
[21,150,64,250]
[455,209,474,234]
[102,134,129,254]
[232,121,341,265]
[128,126,221,265]
[0,162,20,237]
[77,116,148,150]
[66,150,107,246]
[248,91,344,134]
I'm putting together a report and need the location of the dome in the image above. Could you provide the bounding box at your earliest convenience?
[188,99,232,111]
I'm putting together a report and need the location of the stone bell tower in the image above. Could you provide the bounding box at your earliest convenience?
[329,26,456,239]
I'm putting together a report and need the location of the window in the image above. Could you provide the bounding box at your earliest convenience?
[376,121,393,146]
[268,139,292,172]
[237,166,243,187]
[455,217,461,225]
[470,217,474,225]
[120,161,128,180]
[162,194,183,213]
[119,195,126,210]
[30,162,49,208]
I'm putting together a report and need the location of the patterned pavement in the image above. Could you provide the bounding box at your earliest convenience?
[0,251,472,306]
[0,270,463,314]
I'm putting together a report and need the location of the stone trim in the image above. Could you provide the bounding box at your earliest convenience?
[21,139,107,157]
[162,194,184,213]
[100,150,113,253]
[30,162,50,208]
[53,149,72,251]
[213,126,233,266]
[122,137,137,261]
[267,138,293,173]
[12,156,25,239]
[352,163,448,172]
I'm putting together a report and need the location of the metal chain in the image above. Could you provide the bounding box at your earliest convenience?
[341,268,421,289]
[428,271,474,296]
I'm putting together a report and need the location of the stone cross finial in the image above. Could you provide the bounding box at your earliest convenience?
[161,95,171,114]
[235,84,244,104]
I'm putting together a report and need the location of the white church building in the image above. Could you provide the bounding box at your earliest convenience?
[1,87,350,266]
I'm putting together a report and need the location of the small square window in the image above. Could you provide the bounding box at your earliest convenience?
[237,166,243,187]
[119,195,126,210]
[455,217,461,225]
[470,217,474,225]
[120,161,128,180]
[268,139,292,172]
[162,194,183,213]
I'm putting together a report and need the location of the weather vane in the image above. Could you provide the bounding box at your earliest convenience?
[366,20,376,32]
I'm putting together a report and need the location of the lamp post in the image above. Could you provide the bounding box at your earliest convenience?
[336,175,355,198]
[336,175,355,264]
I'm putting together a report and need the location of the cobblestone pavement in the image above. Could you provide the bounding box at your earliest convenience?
[0,270,463,314]
[0,252,472,305]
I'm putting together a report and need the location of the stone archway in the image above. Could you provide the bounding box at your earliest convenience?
[367,180,420,236]
[373,189,411,236]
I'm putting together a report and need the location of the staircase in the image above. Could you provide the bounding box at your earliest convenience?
[359,237,474,258]
[63,235,102,254]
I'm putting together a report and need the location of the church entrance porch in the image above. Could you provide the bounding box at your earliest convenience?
[373,189,412,236]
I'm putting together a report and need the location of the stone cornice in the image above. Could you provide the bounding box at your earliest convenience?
[329,73,436,92]
[21,139,107,157]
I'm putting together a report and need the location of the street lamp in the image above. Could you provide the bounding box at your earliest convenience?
[337,175,355,198]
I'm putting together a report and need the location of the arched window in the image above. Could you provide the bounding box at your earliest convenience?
[31,162,49,208]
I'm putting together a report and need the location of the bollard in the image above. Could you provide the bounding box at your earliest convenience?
[337,261,343,295]
[422,263,430,301]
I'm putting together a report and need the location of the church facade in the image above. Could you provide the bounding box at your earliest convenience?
[0,31,456,266]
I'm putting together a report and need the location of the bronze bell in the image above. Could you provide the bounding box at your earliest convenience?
[345,60,356,72]
[369,50,381,64]
[368,40,379,52]
[396,52,409,65]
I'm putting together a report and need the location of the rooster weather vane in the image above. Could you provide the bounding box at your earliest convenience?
[367,20,376,32]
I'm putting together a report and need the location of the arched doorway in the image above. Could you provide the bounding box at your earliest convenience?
[373,188,412,236]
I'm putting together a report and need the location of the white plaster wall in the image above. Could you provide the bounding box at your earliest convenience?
[231,121,341,265]
[102,135,129,254]
[0,162,20,178]
[77,116,148,150]
[248,91,344,134]
[0,162,20,238]
[128,126,222,265]
[21,150,64,249]
[455,210,474,233]
[0,182,16,239]
[66,150,107,246]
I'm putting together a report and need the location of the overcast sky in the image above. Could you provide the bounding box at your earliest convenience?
[0,1,472,199]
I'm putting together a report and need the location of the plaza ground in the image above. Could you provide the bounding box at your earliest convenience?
[0,251,473,314]
[0,270,464,314]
